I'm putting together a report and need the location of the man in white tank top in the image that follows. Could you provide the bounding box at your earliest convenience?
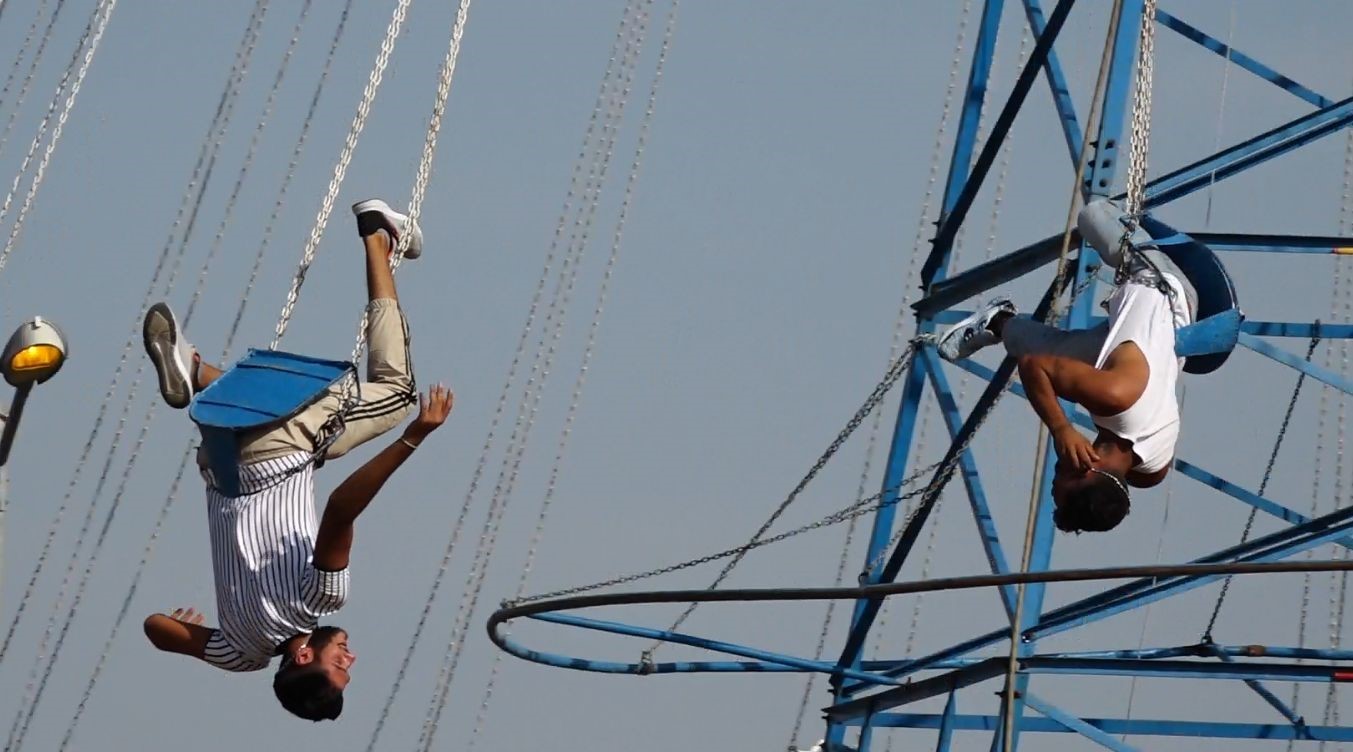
[935,200,1194,534]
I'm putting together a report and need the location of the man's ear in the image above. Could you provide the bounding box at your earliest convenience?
[293,645,315,666]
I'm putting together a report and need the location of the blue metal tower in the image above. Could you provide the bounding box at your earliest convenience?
[826,1,1353,749]
[486,2,1353,750]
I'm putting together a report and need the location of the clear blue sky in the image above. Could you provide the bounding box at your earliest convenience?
[0,1,1350,750]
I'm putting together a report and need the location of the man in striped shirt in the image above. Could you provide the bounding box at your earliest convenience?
[140,199,450,722]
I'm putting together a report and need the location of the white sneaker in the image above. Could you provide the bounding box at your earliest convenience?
[142,302,197,409]
[352,198,423,259]
[936,298,1016,362]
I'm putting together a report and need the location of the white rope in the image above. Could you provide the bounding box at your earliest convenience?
[466,5,677,746]
[0,0,115,277]
[57,3,351,745]
[271,0,414,347]
[1000,4,1128,747]
[1201,2,1235,228]
[0,0,65,157]
[418,5,649,747]
[0,0,266,671]
[363,3,645,747]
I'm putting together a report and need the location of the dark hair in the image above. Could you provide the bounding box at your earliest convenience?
[1054,472,1130,533]
[273,626,345,722]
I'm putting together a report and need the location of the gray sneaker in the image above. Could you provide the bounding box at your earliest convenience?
[143,302,197,409]
[352,198,423,259]
[936,298,1016,362]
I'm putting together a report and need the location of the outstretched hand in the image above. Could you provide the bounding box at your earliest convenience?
[405,383,454,442]
[1052,425,1099,473]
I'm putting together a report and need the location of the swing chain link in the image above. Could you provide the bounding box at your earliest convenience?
[512,340,937,606]
[272,0,413,349]
[513,262,1095,608]
[1123,0,1157,219]
[1203,328,1323,639]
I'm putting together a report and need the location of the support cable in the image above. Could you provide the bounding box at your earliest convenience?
[53,3,354,747]
[363,3,645,747]
[788,3,978,743]
[1202,334,1320,638]
[464,3,678,749]
[417,6,647,748]
[0,0,265,671]
[1000,2,1125,747]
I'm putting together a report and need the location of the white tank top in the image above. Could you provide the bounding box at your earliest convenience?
[1091,274,1192,473]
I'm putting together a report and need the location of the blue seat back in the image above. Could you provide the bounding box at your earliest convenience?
[189,349,355,495]
[1137,215,1243,375]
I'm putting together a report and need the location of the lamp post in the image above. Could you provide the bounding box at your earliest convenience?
[0,316,67,614]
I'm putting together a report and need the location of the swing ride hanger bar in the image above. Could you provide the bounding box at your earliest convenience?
[836,502,1353,695]
[846,713,1353,743]
[487,559,1353,680]
[830,657,1353,723]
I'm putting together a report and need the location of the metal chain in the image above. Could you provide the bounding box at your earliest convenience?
[11,5,283,747]
[0,0,116,278]
[1321,118,1353,747]
[271,0,413,347]
[419,6,649,745]
[364,2,644,745]
[789,5,978,743]
[58,4,352,745]
[1293,82,1353,752]
[1122,0,1157,217]
[654,339,928,645]
[1204,332,1321,639]
[0,0,265,671]
[222,0,353,358]
[351,0,471,362]
[0,0,50,111]
[333,0,472,462]
[467,2,678,748]
[0,0,63,157]
[185,0,314,328]
[515,454,944,606]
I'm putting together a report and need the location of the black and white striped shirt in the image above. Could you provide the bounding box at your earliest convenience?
[201,452,349,672]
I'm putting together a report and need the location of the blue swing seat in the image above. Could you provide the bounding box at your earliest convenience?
[1135,214,1244,376]
[189,348,356,496]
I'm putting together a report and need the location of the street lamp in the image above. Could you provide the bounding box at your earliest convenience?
[0,317,67,466]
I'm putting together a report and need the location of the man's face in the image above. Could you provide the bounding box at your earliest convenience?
[314,630,356,689]
[1051,459,1097,509]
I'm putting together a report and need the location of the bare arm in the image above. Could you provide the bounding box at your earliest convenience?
[1017,353,1139,420]
[313,385,454,571]
[1017,353,1141,471]
[143,607,211,659]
